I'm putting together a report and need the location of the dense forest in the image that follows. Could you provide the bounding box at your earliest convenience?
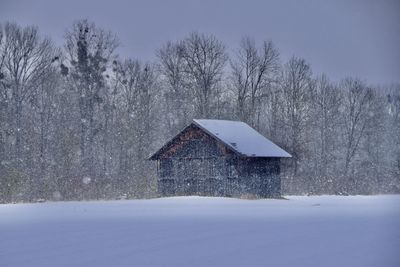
[0,20,399,203]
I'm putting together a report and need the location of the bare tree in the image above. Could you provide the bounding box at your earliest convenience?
[36,70,60,176]
[157,41,193,134]
[64,19,118,178]
[181,32,227,118]
[357,88,391,193]
[279,56,314,177]
[230,37,279,127]
[340,78,374,178]
[113,59,158,197]
[309,74,342,192]
[0,22,57,164]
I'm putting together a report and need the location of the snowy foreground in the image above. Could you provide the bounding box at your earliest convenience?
[1,196,400,267]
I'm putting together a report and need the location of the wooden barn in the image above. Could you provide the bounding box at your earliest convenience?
[149,119,291,198]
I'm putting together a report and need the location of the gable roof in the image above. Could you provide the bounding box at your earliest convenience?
[149,119,291,160]
[193,119,291,158]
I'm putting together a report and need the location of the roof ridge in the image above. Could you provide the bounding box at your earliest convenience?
[193,119,291,158]
[149,119,291,160]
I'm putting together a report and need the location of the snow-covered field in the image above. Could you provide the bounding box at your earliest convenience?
[1,196,399,267]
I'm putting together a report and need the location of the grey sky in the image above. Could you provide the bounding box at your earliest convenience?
[1,0,399,85]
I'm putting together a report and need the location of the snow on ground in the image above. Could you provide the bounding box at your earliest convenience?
[1,196,399,267]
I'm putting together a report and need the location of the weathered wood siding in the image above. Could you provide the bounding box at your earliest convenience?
[156,125,281,198]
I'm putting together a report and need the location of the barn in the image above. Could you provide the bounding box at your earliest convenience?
[149,119,291,198]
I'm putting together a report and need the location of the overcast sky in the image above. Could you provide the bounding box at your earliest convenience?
[1,0,399,85]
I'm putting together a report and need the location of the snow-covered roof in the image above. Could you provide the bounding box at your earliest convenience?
[193,119,291,158]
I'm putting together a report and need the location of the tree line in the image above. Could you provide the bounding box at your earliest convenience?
[0,20,399,202]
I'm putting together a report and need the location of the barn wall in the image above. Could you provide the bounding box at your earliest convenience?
[241,158,281,198]
[158,157,281,198]
[218,157,281,197]
[157,125,231,197]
